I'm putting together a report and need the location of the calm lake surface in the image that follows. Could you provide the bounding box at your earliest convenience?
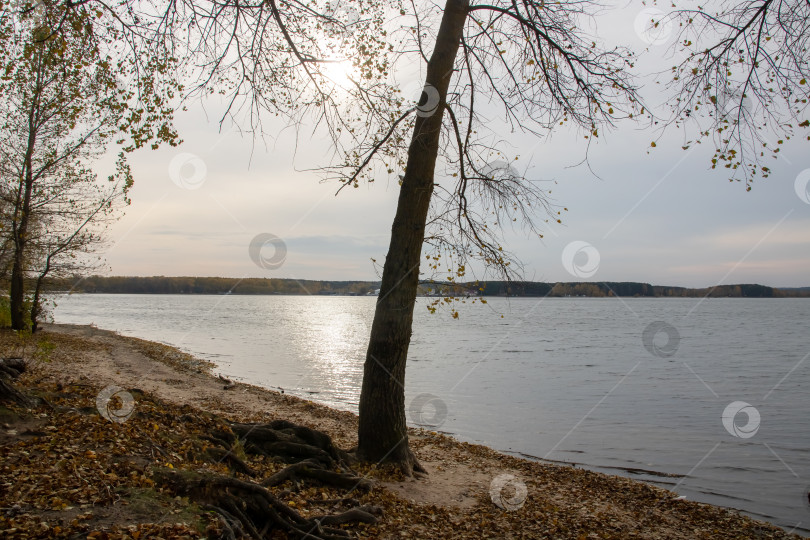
[52,294,810,535]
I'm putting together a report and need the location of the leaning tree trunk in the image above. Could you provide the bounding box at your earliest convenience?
[356,0,469,475]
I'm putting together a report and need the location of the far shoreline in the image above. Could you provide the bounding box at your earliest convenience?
[43,275,810,298]
[51,290,810,298]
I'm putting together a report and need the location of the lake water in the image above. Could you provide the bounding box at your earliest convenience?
[52,294,810,535]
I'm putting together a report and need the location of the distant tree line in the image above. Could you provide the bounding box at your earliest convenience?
[41,276,810,298]
[46,276,380,296]
[547,282,799,298]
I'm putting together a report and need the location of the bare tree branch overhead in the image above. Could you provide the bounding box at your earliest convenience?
[659,0,809,188]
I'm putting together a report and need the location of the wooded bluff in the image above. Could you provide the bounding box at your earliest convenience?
[39,276,810,297]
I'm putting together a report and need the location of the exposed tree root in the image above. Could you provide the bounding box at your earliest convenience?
[155,468,377,540]
[231,420,352,467]
[0,378,30,406]
[403,448,428,478]
[262,459,373,492]
[156,419,380,539]
[205,446,258,477]
[0,357,31,406]
[315,506,382,526]
[0,358,26,377]
[357,441,427,478]
[306,497,360,507]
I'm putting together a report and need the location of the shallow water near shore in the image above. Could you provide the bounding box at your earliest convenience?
[53,294,810,535]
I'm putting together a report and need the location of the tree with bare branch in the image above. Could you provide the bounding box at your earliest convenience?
[344,0,643,474]
[656,0,809,187]
[0,2,178,330]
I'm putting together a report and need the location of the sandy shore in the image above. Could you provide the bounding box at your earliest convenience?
[1,323,802,538]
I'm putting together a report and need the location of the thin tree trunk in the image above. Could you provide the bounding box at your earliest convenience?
[356,0,469,474]
[10,140,36,331]
[10,52,42,331]
[29,254,52,333]
[9,249,27,330]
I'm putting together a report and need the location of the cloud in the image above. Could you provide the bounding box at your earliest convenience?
[694,220,810,250]
[90,46,810,288]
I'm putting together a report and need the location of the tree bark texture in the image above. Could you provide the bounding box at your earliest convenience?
[356,0,469,474]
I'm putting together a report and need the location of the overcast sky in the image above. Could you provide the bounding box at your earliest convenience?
[94,4,810,289]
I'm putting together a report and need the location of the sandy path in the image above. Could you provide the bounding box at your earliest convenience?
[38,323,486,509]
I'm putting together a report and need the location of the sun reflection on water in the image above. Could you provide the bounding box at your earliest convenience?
[286,298,371,407]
